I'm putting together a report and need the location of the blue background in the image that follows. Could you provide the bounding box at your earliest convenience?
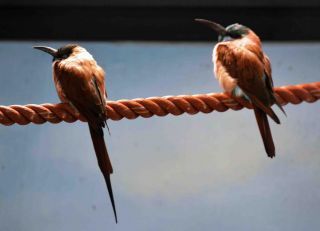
[0,41,319,230]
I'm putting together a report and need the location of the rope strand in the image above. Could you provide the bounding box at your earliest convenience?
[0,81,319,126]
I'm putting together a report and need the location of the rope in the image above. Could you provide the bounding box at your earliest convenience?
[0,81,319,126]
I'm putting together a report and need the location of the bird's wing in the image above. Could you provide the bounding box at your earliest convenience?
[57,65,107,128]
[215,44,280,123]
[262,55,273,87]
[263,55,286,115]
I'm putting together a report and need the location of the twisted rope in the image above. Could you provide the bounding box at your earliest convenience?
[0,81,319,126]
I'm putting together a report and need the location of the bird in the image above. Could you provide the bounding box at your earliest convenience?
[33,44,117,222]
[195,19,286,158]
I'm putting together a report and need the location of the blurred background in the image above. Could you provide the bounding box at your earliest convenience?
[0,1,319,231]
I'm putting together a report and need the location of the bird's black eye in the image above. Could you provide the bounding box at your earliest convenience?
[228,31,242,39]
[58,52,70,60]
[218,35,235,42]
[52,51,71,62]
[62,54,69,59]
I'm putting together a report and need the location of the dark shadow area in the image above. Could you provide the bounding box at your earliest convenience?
[0,6,319,41]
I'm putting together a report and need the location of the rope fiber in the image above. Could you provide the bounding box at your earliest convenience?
[0,81,319,126]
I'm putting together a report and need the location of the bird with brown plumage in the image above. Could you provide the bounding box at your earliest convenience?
[34,44,117,222]
[195,19,286,158]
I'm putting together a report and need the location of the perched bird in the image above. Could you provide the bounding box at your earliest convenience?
[195,19,285,158]
[34,44,117,222]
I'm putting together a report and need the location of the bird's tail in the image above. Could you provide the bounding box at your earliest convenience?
[89,124,118,223]
[253,106,275,158]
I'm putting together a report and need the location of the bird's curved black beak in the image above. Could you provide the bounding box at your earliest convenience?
[33,46,57,57]
[194,19,227,36]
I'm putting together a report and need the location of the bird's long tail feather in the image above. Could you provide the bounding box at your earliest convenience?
[89,124,118,223]
[253,106,275,158]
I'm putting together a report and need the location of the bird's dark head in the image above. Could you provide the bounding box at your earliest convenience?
[33,44,78,62]
[195,19,249,42]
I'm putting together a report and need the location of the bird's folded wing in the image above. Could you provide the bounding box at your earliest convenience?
[215,44,280,122]
[56,67,106,128]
